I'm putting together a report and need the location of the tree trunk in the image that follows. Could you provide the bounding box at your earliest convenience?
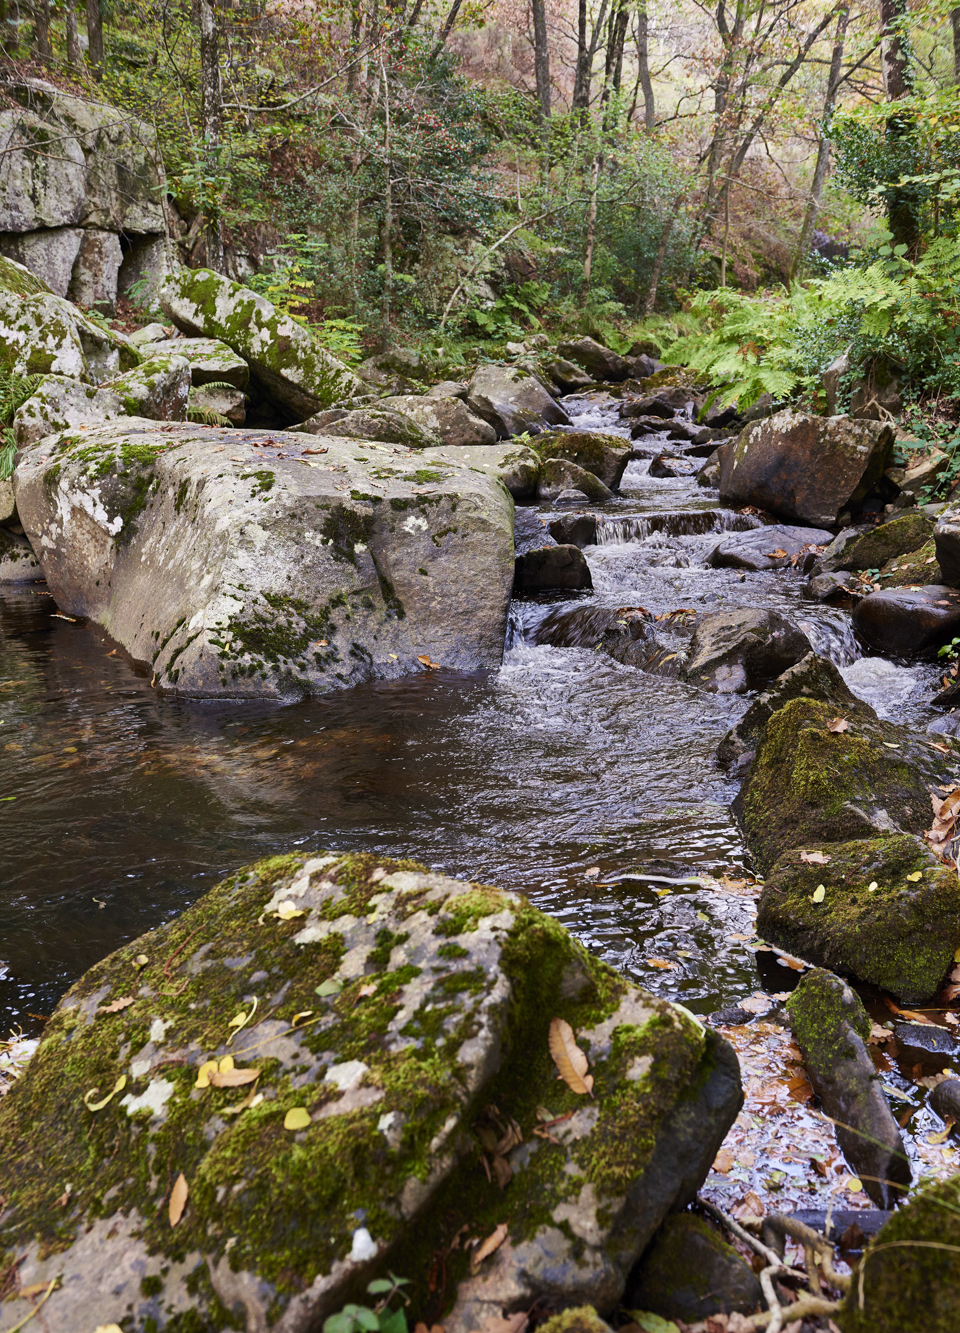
[86,0,104,77]
[583,148,602,290]
[431,0,464,58]
[643,194,681,314]
[199,0,225,273]
[880,0,919,253]
[573,0,590,111]
[531,0,551,188]
[65,0,82,66]
[953,8,960,80]
[347,0,363,95]
[380,57,393,336]
[34,0,52,60]
[605,0,629,97]
[791,5,849,281]
[636,6,655,130]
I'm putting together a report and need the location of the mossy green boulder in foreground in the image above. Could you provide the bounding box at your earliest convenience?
[0,853,741,1333]
[838,1172,960,1333]
[758,836,960,1003]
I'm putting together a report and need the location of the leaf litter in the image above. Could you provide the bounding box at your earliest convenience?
[548,1017,594,1096]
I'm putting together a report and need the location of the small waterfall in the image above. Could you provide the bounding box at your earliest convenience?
[594,510,763,544]
[799,615,862,667]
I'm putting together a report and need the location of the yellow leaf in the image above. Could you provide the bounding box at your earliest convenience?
[471,1222,508,1270]
[169,1171,188,1227]
[228,1012,248,1028]
[284,1106,311,1130]
[226,995,257,1043]
[84,1074,127,1111]
[800,850,831,865]
[276,900,305,920]
[868,881,878,892]
[548,1017,594,1096]
[208,1067,260,1088]
[133,955,149,969]
[848,1177,863,1193]
[219,1054,235,1074]
[907,871,924,882]
[292,1010,314,1026]
[927,1119,955,1145]
[812,885,826,903]
[195,1059,219,1089]
[222,1089,264,1117]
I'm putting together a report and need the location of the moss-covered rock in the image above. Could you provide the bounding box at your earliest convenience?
[624,1213,762,1321]
[537,1308,613,1333]
[0,286,138,382]
[819,513,935,573]
[838,1173,960,1333]
[0,252,53,298]
[421,443,540,500]
[158,267,364,419]
[0,852,741,1333]
[102,355,191,422]
[758,836,960,1002]
[297,407,443,451]
[732,697,934,873]
[0,528,42,582]
[376,394,497,448]
[786,969,910,1208]
[877,538,941,588]
[534,431,632,490]
[147,337,250,390]
[466,363,571,438]
[537,457,613,503]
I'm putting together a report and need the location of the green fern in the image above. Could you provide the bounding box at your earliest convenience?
[187,406,234,427]
[0,371,44,428]
[1,429,15,482]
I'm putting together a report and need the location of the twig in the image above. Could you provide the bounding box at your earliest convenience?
[697,1197,803,1274]
[6,1279,58,1333]
[759,1265,784,1333]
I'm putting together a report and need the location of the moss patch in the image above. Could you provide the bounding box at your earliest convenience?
[830,513,935,573]
[878,537,942,588]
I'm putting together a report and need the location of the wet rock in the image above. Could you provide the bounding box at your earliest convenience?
[933,506,960,587]
[537,458,613,504]
[0,851,742,1333]
[377,394,497,448]
[758,836,960,1004]
[548,513,599,548]
[877,539,941,588]
[649,452,698,479]
[893,1021,957,1060]
[622,393,686,419]
[665,419,714,444]
[535,430,632,489]
[514,545,593,593]
[556,336,632,382]
[697,452,722,488]
[294,407,442,450]
[683,608,812,694]
[555,488,589,503]
[929,1077,960,1125]
[838,1173,960,1333]
[786,969,910,1208]
[709,524,833,572]
[421,443,539,501]
[533,605,659,668]
[805,571,860,605]
[466,363,571,438]
[717,652,870,771]
[818,513,935,573]
[628,416,672,440]
[0,529,41,582]
[702,401,740,429]
[624,1213,762,1322]
[159,266,364,418]
[14,422,515,698]
[541,357,595,393]
[853,586,960,658]
[189,383,246,426]
[718,411,895,527]
[732,698,933,874]
[514,507,556,555]
[145,336,250,390]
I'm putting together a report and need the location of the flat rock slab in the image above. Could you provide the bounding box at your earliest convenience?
[853,586,960,658]
[147,337,250,390]
[0,851,741,1333]
[14,422,515,699]
[709,524,833,572]
[420,442,540,500]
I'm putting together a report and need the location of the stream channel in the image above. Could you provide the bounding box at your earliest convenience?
[3,393,959,1214]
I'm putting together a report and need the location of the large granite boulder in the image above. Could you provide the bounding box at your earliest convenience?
[13,422,515,699]
[158,267,364,419]
[147,337,250,390]
[732,697,934,873]
[295,407,442,451]
[13,357,191,448]
[466,364,571,438]
[683,608,812,694]
[376,394,497,448]
[0,851,741,1333]
[758,836,960,1003]
[420,443,541,500]
[852,586,960,658]
[555,337,632,383]
[535,431,633,490]
[0,281,138,382]
[718,411,894,527]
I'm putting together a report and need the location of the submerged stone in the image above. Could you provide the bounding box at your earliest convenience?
[14,421,515,699]
[0,852,741,1333]
[758,836,960,1003]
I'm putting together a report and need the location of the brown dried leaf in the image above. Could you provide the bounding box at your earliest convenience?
[98,994,136,1015]
[800,850,832,865]
[492,1154,512,1189]
[765,548,788,558]
[417,654,441,669]
[471,1222,508,1270]
[713,1147,735,1174]
[208,1067,261,1087]
[548,1017,594,1096]
[647,957,677,969]
[739,994,769,1014]
[168,1172,188,1227]
[827,717,850,733]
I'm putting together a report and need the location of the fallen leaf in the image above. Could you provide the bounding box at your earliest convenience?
[291,1010,314,1026]
[739,994,769,1014]
[847,1177,863,1193]
[471,1222,508,1270]
[169,1171,188,1226]
[647,957,677,969]
[276,900,304,920]
[219,1055,235,1074]
[84,1074,127,1111]
[417,654,441,669]
[133,954,149,969]
[284,1106,312,1130]
[812,885,826,903]
[765,548,788,558]
[195,1059,219,1089]
[713,1148,734,1173]
[315,979,343,997]
[222,1089,264,1117]
[98,994,136,1015]
[927,1119,955,1144]
[906,871,924,882]
[584,866,600,878]
[208,1067,260,1088]
[800,850,831,865]
[827,717,850,733]
[548,1017,594,1096]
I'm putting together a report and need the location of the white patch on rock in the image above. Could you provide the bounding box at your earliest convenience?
[325,1060,369,1091]
[626,1055,652,1081]
[401,514,428,534]
[552,1181,615,1248]
[119,1077,175,1118]
[149,1018,172,1044]
[349,1227,378,1263]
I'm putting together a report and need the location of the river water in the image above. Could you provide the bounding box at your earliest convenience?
[0,392,947,1039]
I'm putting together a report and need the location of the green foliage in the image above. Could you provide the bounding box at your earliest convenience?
[463,281,548,338]
[322,1274,410,1333]
[0,372,44,475]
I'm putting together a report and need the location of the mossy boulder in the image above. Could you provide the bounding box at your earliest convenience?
[838,1173,960,1333]
[0,285,138,382]
[158,266,364,419]
[296,407,443,451]
[732,697,934,873]
[13,375,124,449]
[466,363,571,438]
[421,443,540,500]
[0,252,53,298]
[786,970,910,1208]
[14,422,516,699]
[534,431,633,490]
[0,852,742,1333]
[102,354,191,422]
[758,836,960,1003]
[555,337,632,383]
[377,394,497,448]
[0,528,42,582]
[537,457,613,503]
[147,337,250,390]
[819,513,935,573]
[624,1213,762,1321]
[878,538,941,588]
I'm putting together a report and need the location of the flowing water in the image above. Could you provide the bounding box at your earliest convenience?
[2,392,958,1207]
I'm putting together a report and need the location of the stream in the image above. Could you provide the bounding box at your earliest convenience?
[2,392,959,1213]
